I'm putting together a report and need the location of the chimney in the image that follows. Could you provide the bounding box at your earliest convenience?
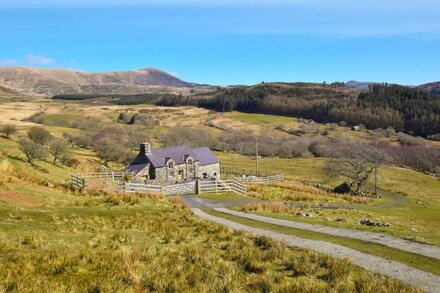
[140,141,151,155]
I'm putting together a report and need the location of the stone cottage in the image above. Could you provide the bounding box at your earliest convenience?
[125,142,220,183]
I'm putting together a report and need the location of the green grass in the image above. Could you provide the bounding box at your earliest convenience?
[0,195,419,292]
[217,152,440,244]
[195,193,247,202]
[225,112,297,126]
[208,209,440,276]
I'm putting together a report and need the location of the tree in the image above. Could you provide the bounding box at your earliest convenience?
[94,137,126,165]
[18,138,48,165]
[325,142,386,194]
[0,124,17,138]
[48,138,69,164]
[27,127,53,145]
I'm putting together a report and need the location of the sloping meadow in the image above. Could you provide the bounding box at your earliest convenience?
[0,194,419,292]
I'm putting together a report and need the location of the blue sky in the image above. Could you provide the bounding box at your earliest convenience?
[0,0,439,85]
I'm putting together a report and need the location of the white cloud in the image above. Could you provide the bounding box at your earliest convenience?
[24,54,54,65]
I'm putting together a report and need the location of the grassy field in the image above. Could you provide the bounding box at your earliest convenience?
[217,152,440,245]
[0,138,417,292]
[224,112,297,126]
[0,100,438,291]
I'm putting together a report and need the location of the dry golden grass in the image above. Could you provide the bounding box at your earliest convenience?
[247,181,371,205]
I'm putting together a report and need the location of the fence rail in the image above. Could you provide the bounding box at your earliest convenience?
[236,174,283,184]
[71,169,280,196]
[119,182,162,194]
[221,166,279,178]
[71,175,86,189]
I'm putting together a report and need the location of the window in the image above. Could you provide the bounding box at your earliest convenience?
[187,159,193,166]
[203,172,208,179]
[168,161,174,168]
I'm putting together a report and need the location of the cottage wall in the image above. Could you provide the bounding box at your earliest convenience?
[154,162,220,183]
[196,163,221,179]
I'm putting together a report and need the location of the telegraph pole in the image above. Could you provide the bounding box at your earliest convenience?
[374,163,378,196]
[255,139,259,177]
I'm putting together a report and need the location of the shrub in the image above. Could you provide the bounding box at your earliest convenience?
[309,142,333,158]
[0,124,17,138]
[396,132,424,146]
[27,126,53,145]
[18,138,48,164]
[94,137,127,165]
[428,133,440,141]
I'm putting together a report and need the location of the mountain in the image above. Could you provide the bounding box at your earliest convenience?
[344,80,378,90]
[0,66,195,96]
[418,81,440,95]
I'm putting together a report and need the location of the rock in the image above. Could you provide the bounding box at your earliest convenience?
[360,219,391,227]
[296,212,312,217]
[335,218,346,222]
[333,182,351,194]
[45,182,54,188]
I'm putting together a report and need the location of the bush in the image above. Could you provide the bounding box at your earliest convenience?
[396,132,424,146]
[428,134,440,141]
[60,155,80,168]
[129,114,158,127]
[27,127,53,145]
[338,121,347,127]
[309,142,333,158]
[94,137,127,165]
[18,138,48,164]
[0,124,17,138]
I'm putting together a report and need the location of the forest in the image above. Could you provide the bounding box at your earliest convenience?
[158,83,440,137]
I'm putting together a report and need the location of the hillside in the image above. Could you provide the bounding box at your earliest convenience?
[0,66,195,96]
[156,82,439,136]
[418,81,440,94]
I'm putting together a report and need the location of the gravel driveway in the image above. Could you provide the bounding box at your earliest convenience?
[192,208,440,293]
[215,208,440,261]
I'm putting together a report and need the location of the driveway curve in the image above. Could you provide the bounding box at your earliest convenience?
[215,208,440,261]
[192,208,440,293]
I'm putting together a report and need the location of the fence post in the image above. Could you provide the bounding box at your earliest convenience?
[196,180,201,194]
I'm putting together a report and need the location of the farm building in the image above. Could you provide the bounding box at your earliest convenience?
[125,142,220,183]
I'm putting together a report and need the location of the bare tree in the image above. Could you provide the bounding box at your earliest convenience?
[48,138,69,164]
[326,142,386,194]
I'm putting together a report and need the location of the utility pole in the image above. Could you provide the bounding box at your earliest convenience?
[255,139,259,177]
[374,163,378,196]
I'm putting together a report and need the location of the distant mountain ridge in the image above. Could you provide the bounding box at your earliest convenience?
[344,80,378,90]
[418,81,440,95]
[0,66,194,96]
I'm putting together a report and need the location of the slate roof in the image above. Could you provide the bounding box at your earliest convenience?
[125,145,219,174]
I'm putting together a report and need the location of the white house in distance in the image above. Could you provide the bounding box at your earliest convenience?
[125,142,220,183]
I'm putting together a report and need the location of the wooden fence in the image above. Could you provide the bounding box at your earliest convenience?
[164,181,197,196]
[221,166,279,178]
[71,169,278,196]
[118,182,162,194]
[236,174,283,184]
[71,175,87,189]
[116,179,247,196]
[223,179,247,194]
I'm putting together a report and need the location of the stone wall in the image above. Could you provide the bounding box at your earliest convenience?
[196,163,221,179]
[154,162,220,183]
